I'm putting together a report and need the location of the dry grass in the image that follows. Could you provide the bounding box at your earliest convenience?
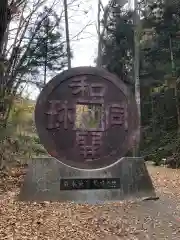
[0,165,180,240]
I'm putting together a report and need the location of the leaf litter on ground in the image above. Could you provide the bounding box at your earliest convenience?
[0,165,180,239]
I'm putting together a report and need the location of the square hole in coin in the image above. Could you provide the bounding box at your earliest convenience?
[75,104,103,130]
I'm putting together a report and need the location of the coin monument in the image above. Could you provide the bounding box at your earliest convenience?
[19,67,156,202]
[35,67,139,169]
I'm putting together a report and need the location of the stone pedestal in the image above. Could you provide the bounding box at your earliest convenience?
[19,157,157,203]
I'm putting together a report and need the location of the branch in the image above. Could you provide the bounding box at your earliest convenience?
[70,20,94,41]
[7,0,57,85]
[5,0,47,57]
[100,0,104,12]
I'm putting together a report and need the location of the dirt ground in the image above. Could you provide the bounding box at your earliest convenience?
[0,165,180,240]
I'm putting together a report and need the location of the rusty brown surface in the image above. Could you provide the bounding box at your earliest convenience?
[35,67,139,169]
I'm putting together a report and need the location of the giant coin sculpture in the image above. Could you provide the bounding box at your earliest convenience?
[35,67,139,170]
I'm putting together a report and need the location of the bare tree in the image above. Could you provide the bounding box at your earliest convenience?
[0,0,27,125]
[1,0,94,103]
[0,0,50,125]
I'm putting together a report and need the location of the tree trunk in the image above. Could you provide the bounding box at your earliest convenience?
[63,0,71,69]
[0,0,8,97]
[174,83,180,133]
[133,0,141,157]
[97,0,101,67]
[0,0,8,54]
[0,0,9,122]
[169,36,180,133]
[44,18,49,86]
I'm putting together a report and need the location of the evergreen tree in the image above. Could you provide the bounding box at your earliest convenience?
[101,3,134,85]
[142,0,180,81]
[142,1,180,129]
[100,0,180,165]
[17,6,70,88]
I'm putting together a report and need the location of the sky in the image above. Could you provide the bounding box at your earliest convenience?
[26,0,131,99]
[70,0,110,67]
[69,0,130,67]
[26,0,110,99]
[73,0,133,68]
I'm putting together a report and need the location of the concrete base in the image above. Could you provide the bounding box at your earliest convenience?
[18,157,157,203]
